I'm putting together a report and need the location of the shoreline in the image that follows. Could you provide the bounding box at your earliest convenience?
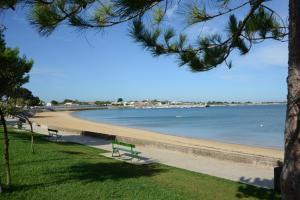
[30,111,283,165]
[41,102,286,111]
[71,111,283,150]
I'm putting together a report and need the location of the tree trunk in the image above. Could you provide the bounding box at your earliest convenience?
[30,125,34,154]
[0,108,11,188]
[26,117,34,153]
[280,0,300,199]
[16,114,35,153]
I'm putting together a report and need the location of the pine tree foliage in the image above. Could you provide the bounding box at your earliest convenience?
[23,0,161,35]
[0,27,35,114]
[0,27,33,99]
[0,0,286,71]
[0,0,289,71]
[127,0,287,71]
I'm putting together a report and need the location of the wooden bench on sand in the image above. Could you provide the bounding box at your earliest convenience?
[112,140,141,159]
[48,128,62,141]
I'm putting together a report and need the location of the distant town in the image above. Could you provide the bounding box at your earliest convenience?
[39,98,286,111]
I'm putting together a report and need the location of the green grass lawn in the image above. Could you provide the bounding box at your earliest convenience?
[0,128,280,200]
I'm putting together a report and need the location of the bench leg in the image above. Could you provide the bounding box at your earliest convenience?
[111,149,115,157]
[112,148,120,157]
[54,134,62,142]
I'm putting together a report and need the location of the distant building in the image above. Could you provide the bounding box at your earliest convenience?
[128,101,135,107]
[156,102,162,106]
[46,102,52,107]
[64,102,73,106]
[171,101,178,105]
[110,100,127,106]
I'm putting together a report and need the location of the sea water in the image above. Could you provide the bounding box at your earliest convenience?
[72,104,286,149]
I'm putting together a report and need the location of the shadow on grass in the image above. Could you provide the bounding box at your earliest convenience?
[2,128,165,195]
[5,162,166,193]
[3,182,56,193]
[12,157,71,166]
[65,162,166,183]
[60,150,86,155]
[55,141,85,146]
[236,177,280,200]
[6,130,48,141]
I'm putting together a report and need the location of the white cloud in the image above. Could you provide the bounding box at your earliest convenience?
[235,42,288,68]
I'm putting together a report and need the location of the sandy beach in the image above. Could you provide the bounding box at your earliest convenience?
[28,110,285,188]
[31,111,283,161]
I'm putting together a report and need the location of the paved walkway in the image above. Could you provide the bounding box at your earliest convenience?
[29,125,274,189]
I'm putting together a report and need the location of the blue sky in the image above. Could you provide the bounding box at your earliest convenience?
[0,1,288,102]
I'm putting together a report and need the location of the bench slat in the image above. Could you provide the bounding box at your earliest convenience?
[48,128,58,133]
[112,140,135,148]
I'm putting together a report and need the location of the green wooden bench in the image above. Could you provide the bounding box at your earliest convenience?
[48,128,62,141]
[112,140,141,159]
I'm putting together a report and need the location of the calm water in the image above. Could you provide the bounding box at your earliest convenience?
[72,105,286,149]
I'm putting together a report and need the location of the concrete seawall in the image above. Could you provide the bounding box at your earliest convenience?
[116,136,279,168]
